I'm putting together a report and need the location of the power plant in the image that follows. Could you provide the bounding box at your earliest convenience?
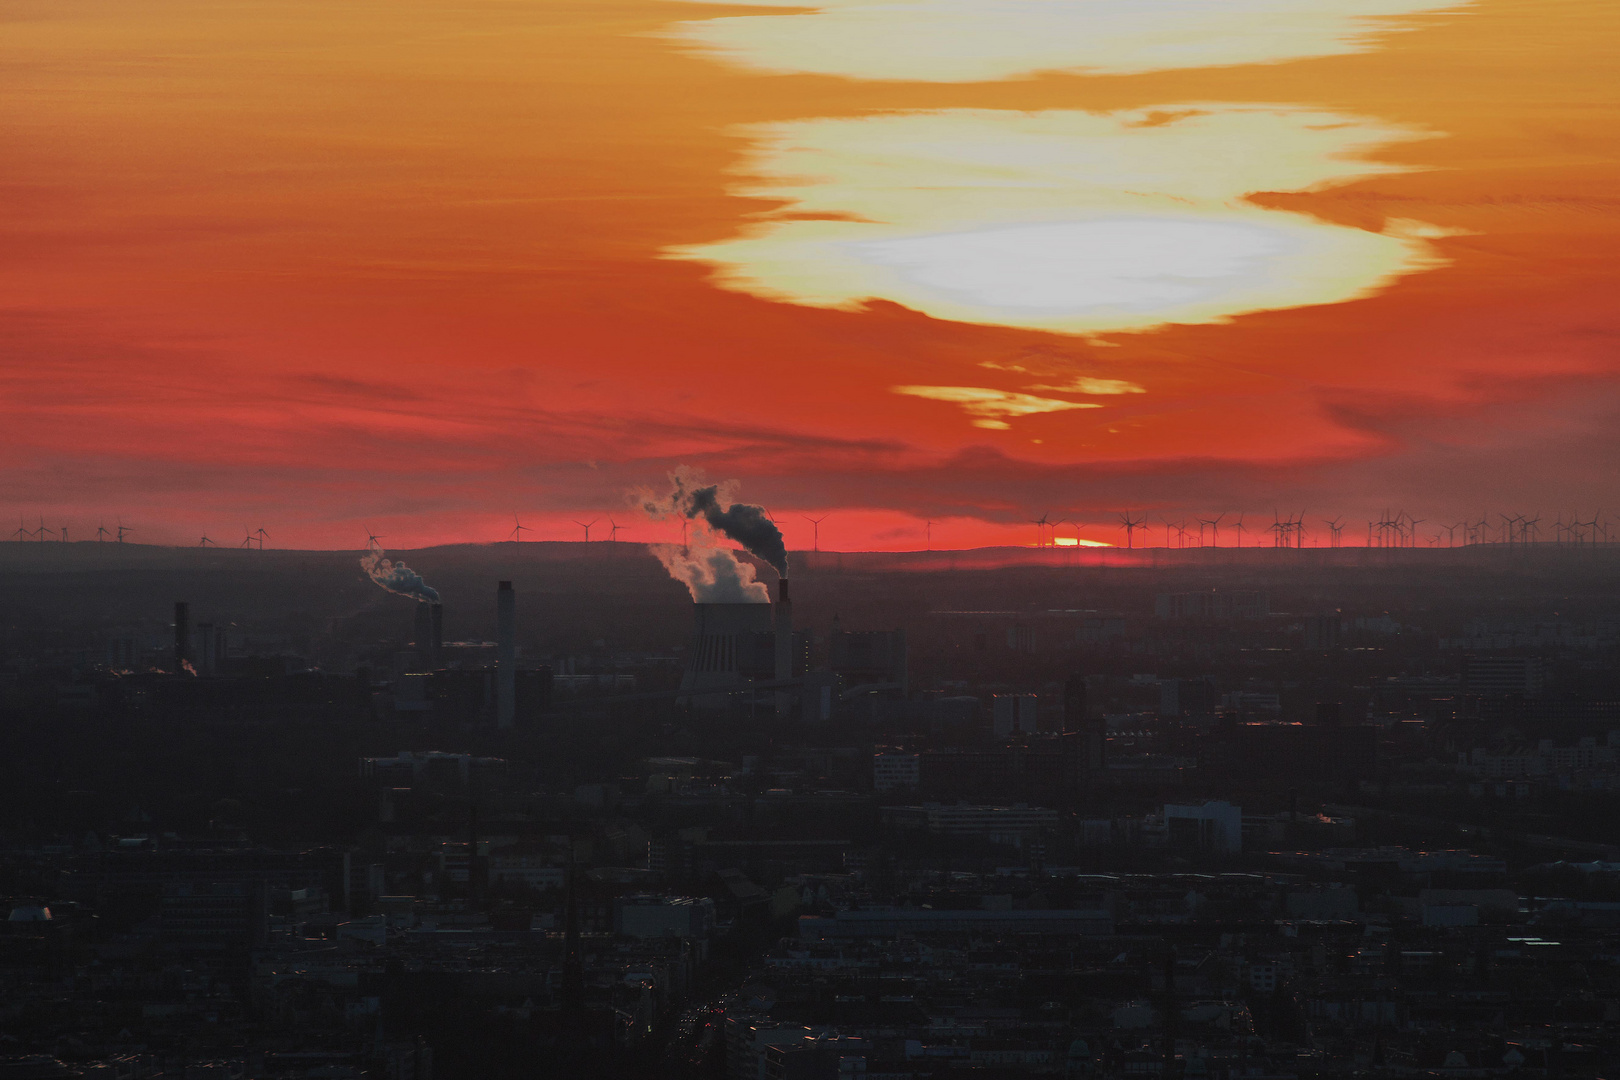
[412,601,444,669]
[678,596,776,708]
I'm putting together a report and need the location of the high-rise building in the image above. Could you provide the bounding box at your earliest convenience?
[496,581,516,728]
[1463,655,1544,699]
[173,601,190,674]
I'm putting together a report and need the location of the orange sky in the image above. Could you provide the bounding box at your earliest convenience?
[0,0,1616,551]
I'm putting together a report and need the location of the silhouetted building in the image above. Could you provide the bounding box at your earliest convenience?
[496,581,516,728]
[414,602,434,670]
[992,693,1039,736]
[1155,591,1268,619]
[1463,655,1544,699]
[1065,675,1106,771]
[1305,614,1342,649]
[1160,677,1216,718]
[1165,801,1243,854]
[173,601,190,674]
[159,880,268,952]
[1211,723,1379,780]
[829,623,907,695]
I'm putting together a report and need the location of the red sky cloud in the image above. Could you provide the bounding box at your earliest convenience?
[0,0,1615,549]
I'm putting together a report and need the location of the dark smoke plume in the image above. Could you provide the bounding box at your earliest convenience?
[361,542,440,603]
[642,468,788,578]
[638,468,785,602]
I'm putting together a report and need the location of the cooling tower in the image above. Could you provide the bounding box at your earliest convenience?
[680,602,774,708]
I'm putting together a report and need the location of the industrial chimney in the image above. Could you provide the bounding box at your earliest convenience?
[496,581,516,728]
[773,578,792,682]
[174,601,190,674]
[431,603,444,666]
[413,603,434,670]
[773,577,793,717]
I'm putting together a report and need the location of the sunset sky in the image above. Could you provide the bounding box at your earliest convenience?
[1,0,1616,550]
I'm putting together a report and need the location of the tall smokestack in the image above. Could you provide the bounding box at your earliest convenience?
[431,603,444,666]
[413,603,433,671]
[773,578,792,681]
[174,602,190,674]
[774,577,792,718]
[496,581,516,729]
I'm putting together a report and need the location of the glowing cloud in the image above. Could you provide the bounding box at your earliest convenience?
[666,105,1448,335]
[661,0,1470,83]
[892,385,1101,429]
[1026,376,1145,395]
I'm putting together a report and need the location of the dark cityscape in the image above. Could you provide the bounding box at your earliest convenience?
[4,0,1614,1069]
[4,537,1620,1078]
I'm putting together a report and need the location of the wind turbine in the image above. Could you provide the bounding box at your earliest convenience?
[1197,513,1225,548]
[11,518,28,542]
[35,516,53,543]
[572,518,598,543]
[1498,512,1522,546]
[1030,512,1051,548]
[1231,513,1247,549]
[1581,511,1602,546]
[606,518,626,542]
[509,514,532,543]
[95,523,110,543]
[241,527,255,549]
[366,528,385,547]
[803,515,827,553]
[59,525,69,543]
[199,535,215,547]
[115,523,131,544]
[1119,511,1146,549]
[1324,517,1344,548]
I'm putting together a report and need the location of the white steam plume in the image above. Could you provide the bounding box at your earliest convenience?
[649,542,770,603]
[638,467,774,603]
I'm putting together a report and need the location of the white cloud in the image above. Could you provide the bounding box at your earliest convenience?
[891,385,1102,428]
[661,0,1471,83]
[666,105,1448,335]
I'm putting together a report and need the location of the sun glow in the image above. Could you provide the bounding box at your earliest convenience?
[668,105,1447,336]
